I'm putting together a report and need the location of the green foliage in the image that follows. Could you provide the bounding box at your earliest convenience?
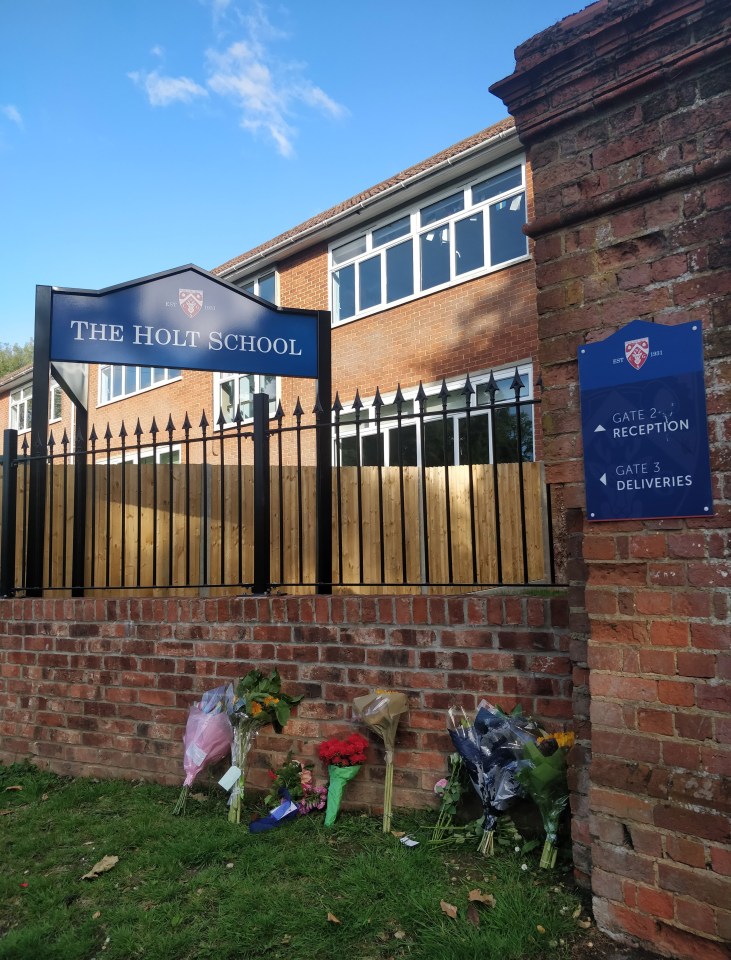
[0,762,592,960]
[0,340,33,379]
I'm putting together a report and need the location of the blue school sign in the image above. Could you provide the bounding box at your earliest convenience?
[578,319,713,522]
[49,264,320,378]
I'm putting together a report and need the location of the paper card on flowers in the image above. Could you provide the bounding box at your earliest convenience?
[218,766,241,792]
[271,799,298,821]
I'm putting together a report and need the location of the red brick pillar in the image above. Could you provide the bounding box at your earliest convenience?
[492,1,730,957]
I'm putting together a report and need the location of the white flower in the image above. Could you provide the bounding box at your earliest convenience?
[521,863,528,871]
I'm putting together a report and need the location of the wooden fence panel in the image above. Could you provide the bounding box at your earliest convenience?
[5,461,549,596]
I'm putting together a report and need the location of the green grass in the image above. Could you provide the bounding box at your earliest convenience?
[0,762,593,960]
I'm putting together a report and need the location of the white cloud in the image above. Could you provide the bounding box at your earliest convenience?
[150,45,165,58]
[129,2,346,156]
[1,105,23,128]
[128,70,209,107]
[205,27,346,156]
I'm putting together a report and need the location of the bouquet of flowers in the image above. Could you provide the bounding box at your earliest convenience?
[448,701,539,855]
[318,733,369,827]
[353,690,408,832]
[517,731,575,868]
[264,753,327,816]
[226,669,303,824]
[173,684,234,815]
[430,752,469,843]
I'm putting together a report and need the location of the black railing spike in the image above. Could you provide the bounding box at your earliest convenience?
[104,423,113,442]
[486,371,499,402]
[312,391,324,416]
[48,431,55,450]
[275,401,285,422]
[234,407,243,425]
[89,425,98,443]
[332,392,343,415]
[293,398,304,419]
[353,389,363,411]
[373,387,384,411]
[462,373,475,402]
[394,384,405,409]
[150,417,159,435]
[119,422,128,439]
[182,412,192,432]
[510,367,525,395]
[439,378,450,404]
[199,410,209,430]
[416,381,427,408]
[134,419,143,438]
[21,435,29,455]
[61,429,69,448]
[216,409,227,428]
[166,415,175,434]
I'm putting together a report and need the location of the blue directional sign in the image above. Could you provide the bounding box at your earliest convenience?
[579,319,713,521]
[50,265,320,379]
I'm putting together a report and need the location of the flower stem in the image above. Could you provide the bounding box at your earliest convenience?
[172,785,189,816]
[383,760,394,833]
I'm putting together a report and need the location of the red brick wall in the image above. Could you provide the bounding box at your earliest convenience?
[492,0,731,957]
[0,593,571,809]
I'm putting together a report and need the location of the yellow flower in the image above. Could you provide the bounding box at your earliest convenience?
[538,731,575,750]
[250,702,263,716]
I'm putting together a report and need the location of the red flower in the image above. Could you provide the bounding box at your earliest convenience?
[318,733,369,767]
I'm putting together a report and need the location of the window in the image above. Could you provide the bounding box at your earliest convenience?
[334,366,534,468]
[49,383,62,422]
[100,446,181,466]
[241,270,277,304]
[215,373,278,424]
[98,366,181,405]
[329,160,528,325]
[9,384,32,432]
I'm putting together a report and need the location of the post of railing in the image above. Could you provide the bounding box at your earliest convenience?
[252,392,271,594]
[1,429,19,598]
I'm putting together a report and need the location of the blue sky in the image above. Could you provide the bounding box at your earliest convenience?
[1,0,585,346]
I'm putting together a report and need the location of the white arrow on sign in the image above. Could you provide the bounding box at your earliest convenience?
[600,473,607,485]
[594,424,606,432]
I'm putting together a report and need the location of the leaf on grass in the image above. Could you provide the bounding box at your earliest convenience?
[393,930,406,940]
[578,919,592,929]
[190,793,206,803]
[4,786,22,792]
[390,830,405,838]
[92,911,101,920]
[536,924,546,934]
[81,855,119,880]
[440,900,458,919]
[468,889,496,908]
[572,905,581,919]
[0,809,14,816]
[466,903,480,927]
[41,793,49,802]
[327,912,341,924]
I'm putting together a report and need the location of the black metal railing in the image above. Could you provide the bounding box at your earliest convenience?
[0,370,562,597]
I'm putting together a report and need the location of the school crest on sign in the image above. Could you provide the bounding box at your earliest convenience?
[179,288,204,319]
[625,337,649,370]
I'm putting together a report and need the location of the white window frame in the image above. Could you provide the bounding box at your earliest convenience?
[333,364,535,467]
[329,156,529,327]
[239,269,278,305]
[100,445,182,466]
[49,382,62,423]
[97,365,182,407]
[9,384,33,433]
[213,372,279,426]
